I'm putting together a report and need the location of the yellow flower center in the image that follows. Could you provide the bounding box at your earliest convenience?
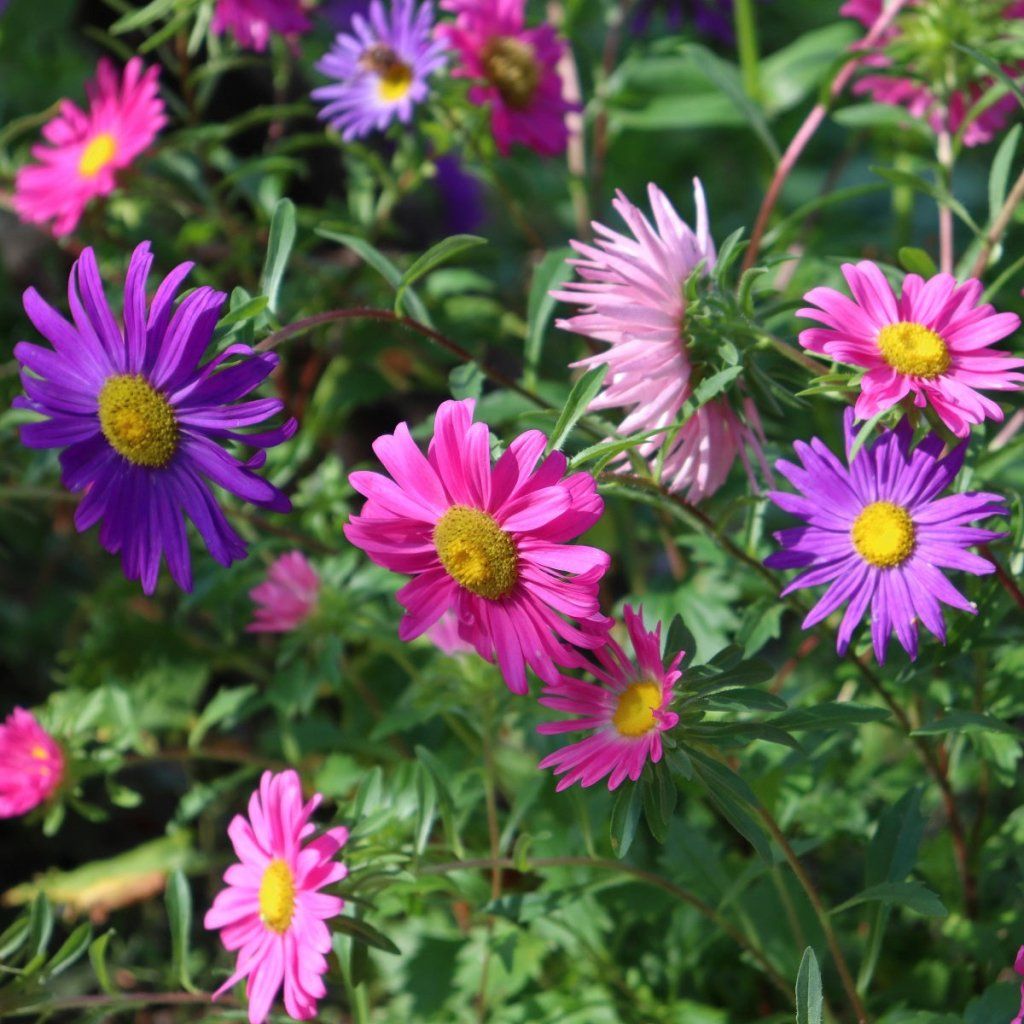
[481,36,541,109]
[612,681,663,738]
[433,505,518,600]
[98,374,179,468]
[258,859,296,934]
[78,132,118,178]
[876,321,951,379]
[851,500,916,568]
[360,44,414,103]
[30,745,49,760]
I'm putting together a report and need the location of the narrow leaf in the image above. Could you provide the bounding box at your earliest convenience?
[547,365,608,453]
[795,947,823,1024]
[260,198,297,315]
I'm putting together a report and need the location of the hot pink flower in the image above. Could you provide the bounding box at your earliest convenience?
[248,552,320,633]
[0,708,64,818]
[798,261,1024,437]
[344,398,611,694]
[212,0,311,51]
[13,58,166,236]
[842,0,1024,146]
[437,0,576,155]
[204,770,348,1024]
[538,606,682,791]
[553,180,765,502]
[1012,946,1024,1024]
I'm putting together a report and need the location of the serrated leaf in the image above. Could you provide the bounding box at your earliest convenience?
[795,947,823,1024]
[546,365,608,453]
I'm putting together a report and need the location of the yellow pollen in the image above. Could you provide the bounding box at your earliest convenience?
[78,133,118,178]
[258,859,296,934]
[98,374,179,468]
[481,36,541,109]
[433,505,518,600]
[612,682,663,738]
[30,745,49,760]
[851,500,916,568]
[360,44,414,102]
[876,321,951,379]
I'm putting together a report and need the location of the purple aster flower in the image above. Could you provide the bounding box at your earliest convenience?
[632,0,736,42]
[13,243,296,594]
[765,409,1007,664]
[312,0,447,141]
[434,154,485,234]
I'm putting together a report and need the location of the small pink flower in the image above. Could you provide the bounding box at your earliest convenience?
[344,398,611,694]
[538,606,682,791]
[212,0,311,51]
[204,770,348,1024]
[248,552,320,633]
[1012,946,1024,1024]
[13,58,166,237]
[425,611,475,655]
[553,180,765,502]
[798,261,1024,437]
[437,0,576,155]
[0,708,64,818]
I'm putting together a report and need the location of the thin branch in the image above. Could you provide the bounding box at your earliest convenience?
[970,165,1024,278]
[936,130,955,275]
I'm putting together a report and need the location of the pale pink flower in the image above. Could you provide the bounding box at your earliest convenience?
[437,0,576,155]
[425,611,475,655]
[798,261,1024,437]
[538,606,682,791]
[13,58,166,236]
[204,770,348,1024]
[248,552,320,633]
[0,708,64,818]
[552,180,764,502]
[212,0,311,51]
[343,398,611,694]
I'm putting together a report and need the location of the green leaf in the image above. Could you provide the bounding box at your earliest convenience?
[912,710,1020,737]
[609,782,642,859]
[641,763,677,844]
[866,789,925,887]
[395,234,487,317]
[525,248,574,387]
[260,198,297,316]
[415,746,464,858]
[109,0,177,33]
[43,922,92,980]
[989,124,1022,224]
[330,916,401,955]
[772,703,890,731]
[88,931,118,995]
[759,23,859,117]
[834,881,947,917]
[898,247,938,277]
[189,684,259,749]
[166,869,196,992]
[449,362,485,402]
[795,947,823,1024]
[954,44,1024,112]
[546,365,608,453]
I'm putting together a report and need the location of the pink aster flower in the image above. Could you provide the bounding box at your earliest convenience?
[553,180,765,502]
[538,606,682,791]
[798,261,1024,438]
[1012,946,1024,1024]
[343,398,611,694]
[213,0,311,51]
[0,708,64,819]
[426,611,475,655]
[13,57,166,237]
[437,0,576,156]
[248,552,320,633]
[204,770,348,1024]
[842,0,1024,147]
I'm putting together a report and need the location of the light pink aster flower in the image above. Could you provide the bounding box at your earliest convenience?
[538,605,682,791]
[437,0,576,155]
[343,398,611,694]
[552,180,765,502]
[1012,946,1024,1024]
[204,770,348,1024]
[426,611,475,655]
[13,58,166,237]
[248,552,320,633]
[0,708,64,818]
[798,261,1024,437]
[842,0,1024,147]
[213,0,311,51]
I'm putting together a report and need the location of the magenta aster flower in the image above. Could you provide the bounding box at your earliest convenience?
[13,243,296,594]
[313,0,447,140]
[765,409,1007,663]
[13,57,165,237]
[798,261,1024,438]
[1012,946,1024,1024]
[205,770,348,1024]
[553,180,764,502]
[437,0,576,156]
[537,606,682,791]
[212,0,311,51]
[248,552,319,633]
[0,708,64,819]
[842,0,1024,146]
[344,398,611,693]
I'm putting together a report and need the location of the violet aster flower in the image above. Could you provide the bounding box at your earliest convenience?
[313,0,447,141]
[13,243,296,594]
[765,409,1007,663]
[0,708,64,819]
[798,261,1024,438]
[212,0,311,52]
[633,0,735,42]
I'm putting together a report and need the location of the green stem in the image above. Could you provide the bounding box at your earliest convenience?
[733,0,762,104]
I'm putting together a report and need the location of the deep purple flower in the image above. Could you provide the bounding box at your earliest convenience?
[434,154,485,234]
[633,0,735,42]
[765,409,1006,663]
[13,243,296,593]
[312,0,447,141]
